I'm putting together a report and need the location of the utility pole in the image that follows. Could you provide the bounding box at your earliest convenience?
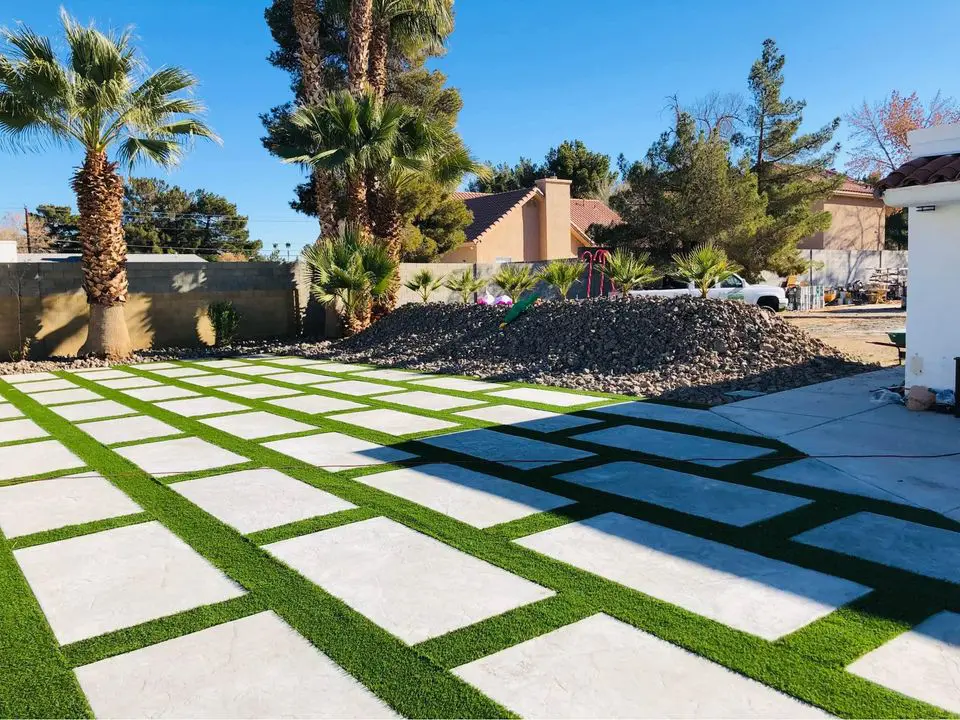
[23,206,31,254]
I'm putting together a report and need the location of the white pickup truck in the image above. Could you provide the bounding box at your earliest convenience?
[628,274,788,312]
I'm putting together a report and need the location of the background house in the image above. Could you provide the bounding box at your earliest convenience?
[441,178,621,262]
[799,177,887,251]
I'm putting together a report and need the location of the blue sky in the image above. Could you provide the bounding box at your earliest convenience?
[1,0,958,253]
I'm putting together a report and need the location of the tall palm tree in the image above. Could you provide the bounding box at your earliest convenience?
[347,0,374,95]
[0,11,217,357]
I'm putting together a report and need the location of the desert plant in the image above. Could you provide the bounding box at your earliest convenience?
[443,269,487,304]
[672,241,741,298]
[302,225,398,334]
[207,301,240,347]
[403,268,445,303]
[537,259,585,299]
[493,264,538,300]
[600,249,659,297]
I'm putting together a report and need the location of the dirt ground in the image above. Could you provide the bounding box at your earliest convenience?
[784,304,906,366]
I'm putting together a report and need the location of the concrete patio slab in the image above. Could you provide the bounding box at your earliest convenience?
[192,359,249,368]
[128,362,178,370]
[151,367,212,378]
[455,405,601,433]
[264,432,414,472]
[48,400,137,422]
[422,428,594,470]
[78,415,181,445]
[2,372,58,383]
[379,390,486,411]
[756,459,913,505]
[263,357,318,366]
[412,377,507,392]
[75,611,396,719]
[123,385,200,401]
[155,396,249,418]
[793,512,960,584]
[328,408,458,436]
[0,440,84,481]
[228,365,289,376]
[722,388,879,419]
[14,521,244,644]
[453,613,826,719]
[267,372,338,385]
[199,411,316,440]
[0,474,141,539]
[17,379,78,393]
[574,425,775,467]
[181,374,251,388]
[0,418,48,443]
[320,380,400,396]
[97,375,162,389]
[70,369,130,381]
[265,517,552,643]
[309,362,371,373]
[556,462,811,526]
[29,388,101,406]
[115,437,248,478]
[851,403,960,435]
[172,468,355,534]
[218,383,303,399]
[516,513,869,640]
[0,403,23,419]
[357,463,573,528]
[353,369,423,382]
[597,401,758,435]
[796,368,905,396]
[267,394,365,415]
[711,406,829,438]
[847,611,960,714]
[488,387,607,407]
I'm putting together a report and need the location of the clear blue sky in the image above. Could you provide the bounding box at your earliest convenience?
[1,0,958,254]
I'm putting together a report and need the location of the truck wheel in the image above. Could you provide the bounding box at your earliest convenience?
[757,297,779,313]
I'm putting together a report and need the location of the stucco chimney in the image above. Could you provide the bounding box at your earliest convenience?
[0,240,17,262]
[534,177,572,260]
[907,123,960,158]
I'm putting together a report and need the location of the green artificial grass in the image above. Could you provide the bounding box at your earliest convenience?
[0,359,956,719]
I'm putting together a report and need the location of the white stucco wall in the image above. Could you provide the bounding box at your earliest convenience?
[904,204,960,390]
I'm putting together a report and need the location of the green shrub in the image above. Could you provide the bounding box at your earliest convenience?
[207,301,241,346]
[443,269,487,304]
[537,259,585,299]
[493,264,538,300]
[600,249,659,297]
[403,269,446,303]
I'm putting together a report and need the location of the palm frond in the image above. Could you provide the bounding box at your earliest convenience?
[115,135,182,168]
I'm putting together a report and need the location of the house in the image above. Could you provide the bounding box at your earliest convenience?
[798,176,887,251]
[440,178,621,263]
[876,123,960,392]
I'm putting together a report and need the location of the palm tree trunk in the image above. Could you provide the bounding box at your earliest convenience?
[368,22,389,100]
[72,151,131,358]
[368,183,403,315]
[347,0,373,95]
[347,172,371,235]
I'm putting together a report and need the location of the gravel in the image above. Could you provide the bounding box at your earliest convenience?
[0,296,879,405]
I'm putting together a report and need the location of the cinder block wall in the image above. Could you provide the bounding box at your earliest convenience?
[0,262,298,359]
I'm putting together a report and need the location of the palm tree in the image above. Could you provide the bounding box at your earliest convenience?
[601,249,659,297]
[444,268,486,304]
[493,264,539,300]
[302,225,397,333]
[537,259,585,300]
[0,11,217,357]
[403,268,445,302]
[672,241,741,298]
[348,0,374,95]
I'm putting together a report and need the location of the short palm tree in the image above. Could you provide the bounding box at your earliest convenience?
[0,12,217,357]
[493,264,538,300]
[601,249,659,297]
[672,241,741,298]
[443,268,486,304]
[302,225,397,334]
[403,268,445,302]
[537,259,585,300]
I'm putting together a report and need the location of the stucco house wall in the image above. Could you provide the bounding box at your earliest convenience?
[800,195,886,251]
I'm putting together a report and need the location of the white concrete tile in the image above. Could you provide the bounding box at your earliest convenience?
[267,371,338,385]
[0,474,141,538]
[711,406,829,438]
[358,463,573,528]
[128,362,178,370]
[488,387,607,407]
[78,415,181,445]
[310,362,371,373]
[412,377,507,392]
[70,369,129,380]
[321,380,399,396]
[264,433,414,472]
[228,364,289,376]
[378,390,486,411]
[49,400,137,422]
[181,374,250,388]
[3,371,58,383]
[574,425,775,467]
[29,388,101,406]
[268,394,366,415]
[597,401,759,435]
[18,379,79,393]
[266,517,552,643]
[756,459,913,505]
[793,512,960,584]
[14,521,244,644]
[557,462,811,526]
[115,437,248,478]
[172,468,355,534]
[97,375,161,389]
[0,418,48,442]
[847,611,960,714]
[423,428,593,470]
[123,385,200,401]
[353,369,423,382]
[238,353,279,360]
[455,405,601,433]
[200,411,316,440]
[516,513,870,640]
[328,408,457,436]
[219,383,303,399]
[0,403,23,419]
[192,358,248,368]
[262,357,318,366]
[155,396,249,418]
[150,367,212,378]
[75,611,396,719]
[454,613,826,719]
[0,440,84,481]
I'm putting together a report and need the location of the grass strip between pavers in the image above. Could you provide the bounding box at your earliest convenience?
[0,363,956,718]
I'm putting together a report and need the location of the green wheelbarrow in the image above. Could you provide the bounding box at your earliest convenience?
[887,331,906,365]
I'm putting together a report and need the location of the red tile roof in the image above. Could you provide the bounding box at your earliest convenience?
[876,154,960,194]
[570,198,622,232]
